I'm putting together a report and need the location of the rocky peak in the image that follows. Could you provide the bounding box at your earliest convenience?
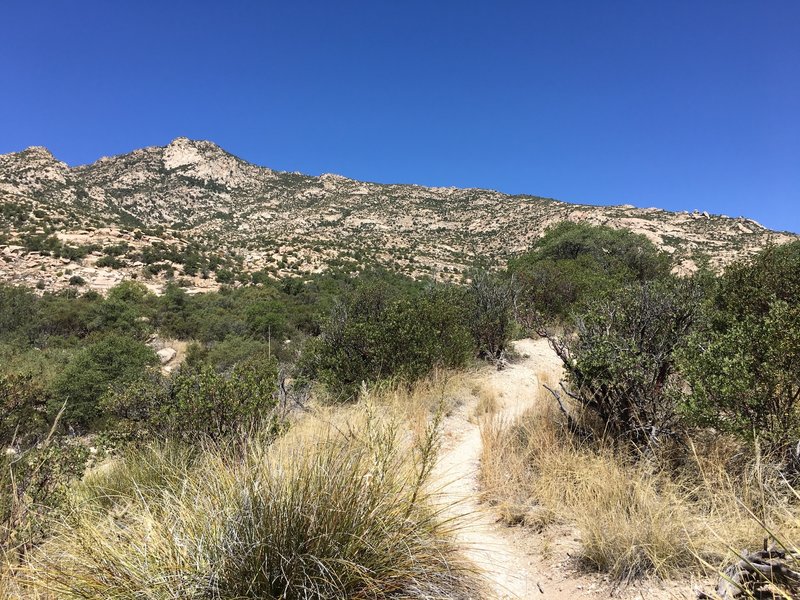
[19,146,58,161]
[163,137,230,171]
[1,138,797,296]
[0,145,72,193]
[0,145,62,167]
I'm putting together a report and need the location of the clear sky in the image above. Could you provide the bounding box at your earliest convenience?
[2,1,798,232]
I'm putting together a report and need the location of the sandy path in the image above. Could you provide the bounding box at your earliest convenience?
[434,338,695,600]
[434,338,565,599]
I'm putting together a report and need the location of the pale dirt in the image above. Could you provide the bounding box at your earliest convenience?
[433,338,699,600]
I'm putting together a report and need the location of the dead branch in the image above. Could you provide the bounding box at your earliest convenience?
[543,383,593,441]
[700,542,800,599]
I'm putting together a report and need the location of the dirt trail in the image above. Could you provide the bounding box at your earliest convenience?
[433,338,565,599]
[433,338,689,599]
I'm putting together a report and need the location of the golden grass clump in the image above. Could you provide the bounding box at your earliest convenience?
[20,393,482,599]
[471,382,499,420]
[479,377,800,583]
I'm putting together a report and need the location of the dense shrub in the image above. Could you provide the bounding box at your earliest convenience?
[1,440,89,555]
[88,281,155,338]
[0,373,50,446]
[19,234,91,261]
[0,284,39,343]
[153,282,192,337]
[467,271,515,360]
[311,281,474,399]
[94,255,122,269]
[185,335,273,372]
[550,278,703,448]
[681,242,800,453]
[244,294,287,340]
[102,355,281,442]
[509,222,671,321]
[51,334,158,428]
[35,290,96,340]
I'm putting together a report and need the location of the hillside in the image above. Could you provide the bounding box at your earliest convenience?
[0,137,794,294]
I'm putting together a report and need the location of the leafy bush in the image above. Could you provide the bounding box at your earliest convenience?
[51,334,158,428]
[550,278,703,448]
[102,355,281,442]
[0,284,39,343]
[34,290,97,339]
[88,281,155,338]
[185,335,274,372]
[244,294,287,340]
[1,373,50,446]
[2,436,89,557]
[467,271,515,360]
[310,282,474,399]
[681,242,800,454]
[510,222,671,321]
[94,255,122,269]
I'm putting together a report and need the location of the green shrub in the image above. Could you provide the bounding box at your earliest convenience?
[0,284,39,343]
[102,355,281,442]
[467,271,515,359]
[2,437,89,556]
[51,334,157,428]
[245,295,287,340]
[0,373,51,446]
[551,278,703,448]
[101,243,128,257]
[681,242,800,454]
[185,335,276,372]
[88,281,155,338]
[510,222,671,321]
[95,255,122,269]
[215,268,235,284]
[35,290,97,339]
[310,282,473,399]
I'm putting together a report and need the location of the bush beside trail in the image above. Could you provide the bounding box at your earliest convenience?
[681,242,800,456]
[508,221,671,322]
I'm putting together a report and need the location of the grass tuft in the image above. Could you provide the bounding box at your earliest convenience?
[22,395,482,599]
[479,375,800,583]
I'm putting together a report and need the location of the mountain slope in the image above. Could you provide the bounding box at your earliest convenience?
[0,138,795,294]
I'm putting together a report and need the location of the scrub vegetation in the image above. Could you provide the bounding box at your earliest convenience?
[2,223,800,598]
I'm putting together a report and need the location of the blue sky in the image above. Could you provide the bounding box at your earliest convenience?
[2,1,798,232]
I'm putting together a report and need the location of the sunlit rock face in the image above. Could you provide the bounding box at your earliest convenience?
[0,138,795,295]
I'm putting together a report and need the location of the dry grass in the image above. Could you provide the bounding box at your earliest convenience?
[479,376,800,583]
[14,380,483,599]
[471,381,499,420]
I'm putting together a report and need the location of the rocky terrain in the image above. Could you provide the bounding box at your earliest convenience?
[1,137,795,294]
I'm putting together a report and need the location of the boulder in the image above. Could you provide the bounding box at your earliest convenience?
[157,347,177,364]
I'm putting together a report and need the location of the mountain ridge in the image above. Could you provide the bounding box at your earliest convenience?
[1,138,795,295]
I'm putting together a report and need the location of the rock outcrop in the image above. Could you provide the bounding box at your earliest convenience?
[1,138,795,294]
